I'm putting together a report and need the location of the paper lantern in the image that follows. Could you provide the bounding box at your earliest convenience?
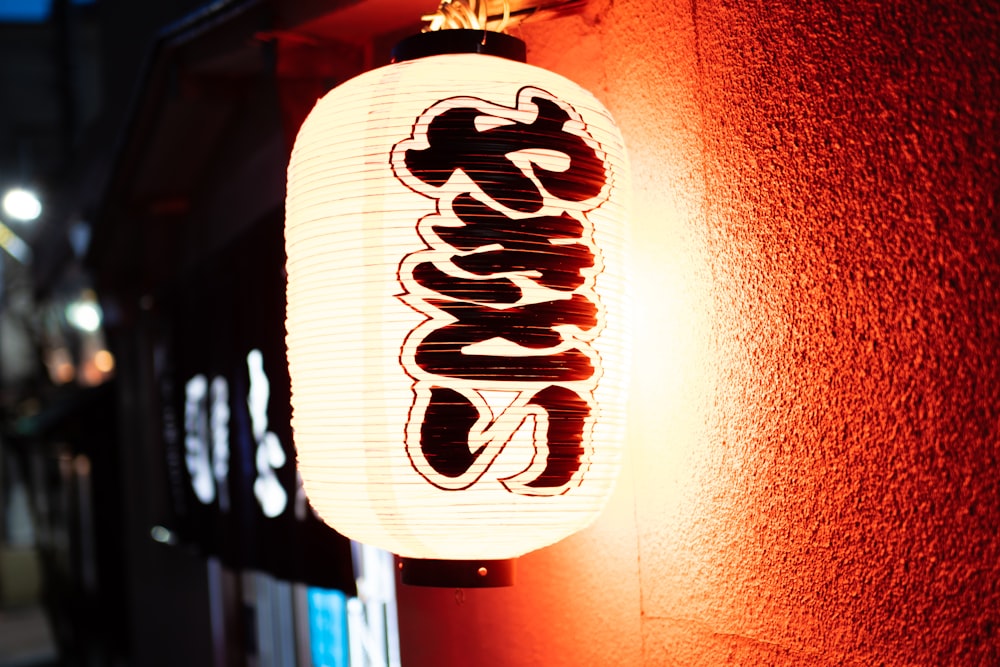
[285,29,629,585]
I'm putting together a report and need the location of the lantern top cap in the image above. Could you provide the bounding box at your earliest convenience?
[391,29,526,63]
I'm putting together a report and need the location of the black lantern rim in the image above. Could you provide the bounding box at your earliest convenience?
[391,29,527,63]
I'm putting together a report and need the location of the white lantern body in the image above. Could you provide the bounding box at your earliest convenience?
[286,45,629,561]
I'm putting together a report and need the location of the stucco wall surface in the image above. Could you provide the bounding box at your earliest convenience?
[397,1,999,665]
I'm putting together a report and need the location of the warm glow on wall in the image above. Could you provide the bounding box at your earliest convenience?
[285,29,629,579]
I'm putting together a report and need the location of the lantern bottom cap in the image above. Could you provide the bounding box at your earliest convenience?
[397,556,516,588]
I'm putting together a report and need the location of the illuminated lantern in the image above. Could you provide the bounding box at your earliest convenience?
[285,27,629,586]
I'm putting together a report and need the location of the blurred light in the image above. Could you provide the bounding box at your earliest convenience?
[66,299,102,332]
[93,349,115,373]
[2,187,42,221]
[150,525,177,545]
[73,454,92,477]
[0,0,52,23]
[0,221,32,263]
[79,360,104,386]
[46,347,76,385]
[68,220,92,258]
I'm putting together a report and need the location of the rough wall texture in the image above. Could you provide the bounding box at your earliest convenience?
[397,1,999,664]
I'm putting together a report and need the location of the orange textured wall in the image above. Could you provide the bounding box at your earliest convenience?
[396,1,999,664]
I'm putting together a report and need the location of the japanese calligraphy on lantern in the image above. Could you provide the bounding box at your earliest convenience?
[391,86,612,497]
